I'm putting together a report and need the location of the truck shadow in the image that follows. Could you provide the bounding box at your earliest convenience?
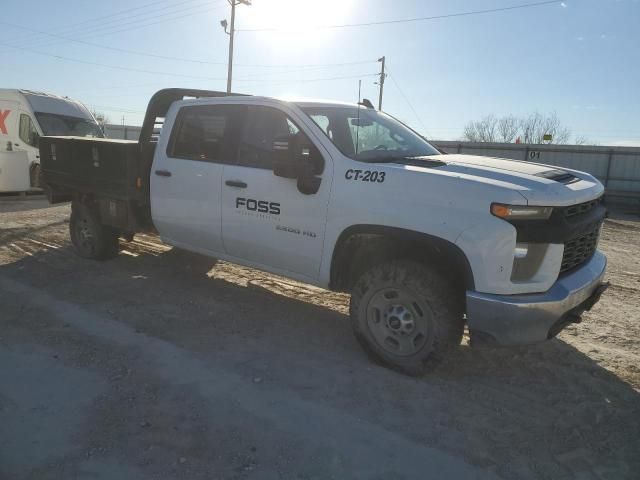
[1,241,639,477]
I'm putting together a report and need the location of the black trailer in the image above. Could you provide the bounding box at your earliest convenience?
[39,88,239,257]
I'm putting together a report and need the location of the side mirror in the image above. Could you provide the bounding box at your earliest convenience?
[272,134,324,195]
[272,136,298,179]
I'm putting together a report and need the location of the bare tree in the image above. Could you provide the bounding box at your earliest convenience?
[519,112,544,144]
[463,115,498,142]
[464,112,573,144]
[463,123,481,142]
[497,115,519,143]
[91,110,110,127]
[574,135,598,146]
[540,112,571,144]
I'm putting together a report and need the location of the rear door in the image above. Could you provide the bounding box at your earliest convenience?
[221,104,332,279]
[150,103,239,254]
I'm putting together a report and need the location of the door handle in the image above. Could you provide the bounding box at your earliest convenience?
[155,169,172,177]
[225,180,247,188]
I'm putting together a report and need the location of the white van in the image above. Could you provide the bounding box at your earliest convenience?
[0,89,103,190]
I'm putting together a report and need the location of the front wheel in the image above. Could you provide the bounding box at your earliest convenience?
[350,260,464,375]
[69,202,120,260]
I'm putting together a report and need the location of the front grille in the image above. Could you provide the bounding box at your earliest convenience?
[560,225,601,273]
[563,196,602,218]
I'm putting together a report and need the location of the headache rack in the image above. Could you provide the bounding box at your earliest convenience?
[137,88,250,197]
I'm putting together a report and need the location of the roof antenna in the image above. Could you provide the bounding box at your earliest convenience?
[355,79,362,158]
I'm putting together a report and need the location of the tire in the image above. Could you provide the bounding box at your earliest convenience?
[350,260,464,376]
[30,164,43,189]
[69,202,120,260]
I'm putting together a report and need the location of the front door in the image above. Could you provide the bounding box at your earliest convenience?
[151,103,239,254]
[15,111,40,167]
[221,104,332,279]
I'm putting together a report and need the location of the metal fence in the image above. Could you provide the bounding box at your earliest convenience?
[103,124,142,141]
[434,141,640,208]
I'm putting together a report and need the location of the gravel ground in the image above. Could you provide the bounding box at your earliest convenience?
[1,196,639,480]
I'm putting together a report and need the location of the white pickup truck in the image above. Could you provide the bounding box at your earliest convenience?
[40,88,608,375]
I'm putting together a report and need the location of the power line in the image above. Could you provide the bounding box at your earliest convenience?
[0,1,222,55]
[85,73,381,115]
[0,19,228,65]
[227,61,378,79]
[0,41,378,87]
[237,73,379,86]
[0,43,228,81]
[55,0,176,30]
[1,0,211,46]
[1,1,192,50]
[385,66,430,137]
[0,20,379,71]
[86,104,146,114]
[2,0,172,45]
[238,0,560,32]
[53,0,218,39]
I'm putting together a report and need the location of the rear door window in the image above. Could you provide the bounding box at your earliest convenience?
[169,105,236,163]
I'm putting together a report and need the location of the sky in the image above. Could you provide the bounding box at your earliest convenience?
[1,0,639,145]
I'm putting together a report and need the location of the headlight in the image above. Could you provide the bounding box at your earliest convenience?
[491,203,553,220]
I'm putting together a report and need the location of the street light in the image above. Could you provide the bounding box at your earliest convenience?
[220,0,251,94]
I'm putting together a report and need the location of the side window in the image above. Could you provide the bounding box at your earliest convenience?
[309,114,333,140]
[19,114,39,147]
[237,106,301,169]
[348,119,406,154]
[169,105,231,162]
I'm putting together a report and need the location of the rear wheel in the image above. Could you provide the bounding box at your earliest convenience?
[30,164,43,189]
[350,260,464,375]
[69,202,119,260]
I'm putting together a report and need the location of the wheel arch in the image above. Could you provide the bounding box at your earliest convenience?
[329,224,475,293]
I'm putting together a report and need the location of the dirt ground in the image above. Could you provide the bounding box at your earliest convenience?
[1,196,639,480]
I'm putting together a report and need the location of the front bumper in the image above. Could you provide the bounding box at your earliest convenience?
[466,251,608,346]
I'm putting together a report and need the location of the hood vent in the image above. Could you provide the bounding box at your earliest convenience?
[393,156,447,168]
[535,169,579,185]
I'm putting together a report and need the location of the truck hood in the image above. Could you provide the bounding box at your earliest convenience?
[424,154,604,206]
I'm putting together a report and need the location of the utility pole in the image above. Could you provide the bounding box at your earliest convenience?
[377,56,386,111]
[221,0,251,94]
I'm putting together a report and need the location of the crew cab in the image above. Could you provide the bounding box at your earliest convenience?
[40,88,608,375]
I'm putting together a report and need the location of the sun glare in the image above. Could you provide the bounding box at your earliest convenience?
[243,0,355,37]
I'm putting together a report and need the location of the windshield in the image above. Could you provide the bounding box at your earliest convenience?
[35,112,104,138]
[298,105,439,161]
